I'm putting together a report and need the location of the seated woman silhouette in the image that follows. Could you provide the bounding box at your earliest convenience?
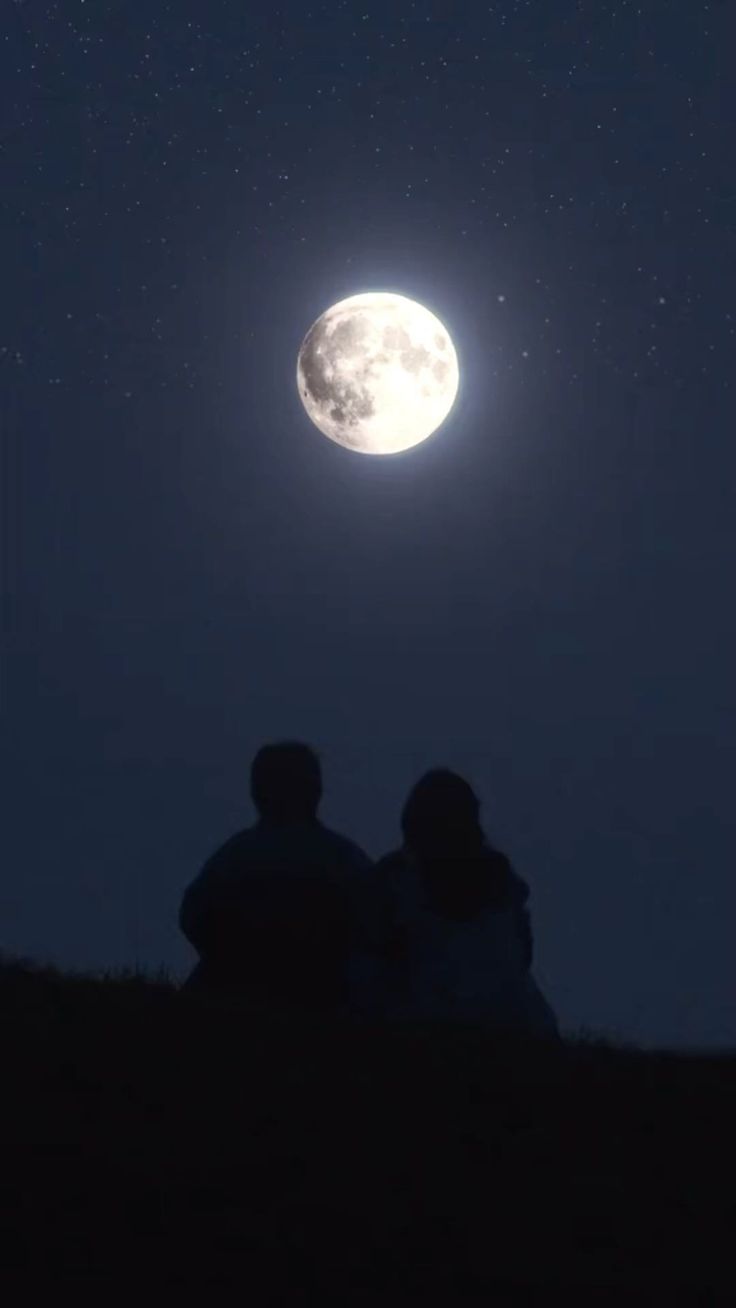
[368,769,558,1036]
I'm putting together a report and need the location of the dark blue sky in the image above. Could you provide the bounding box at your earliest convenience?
[3,1,734,1047]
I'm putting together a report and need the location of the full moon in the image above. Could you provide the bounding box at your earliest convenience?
[296,292,459,455]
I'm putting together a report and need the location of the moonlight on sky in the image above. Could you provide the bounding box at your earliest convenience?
[297,292,460,455]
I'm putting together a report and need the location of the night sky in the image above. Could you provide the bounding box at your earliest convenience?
[3,1,734,1048]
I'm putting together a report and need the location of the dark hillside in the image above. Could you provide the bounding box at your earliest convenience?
[2,959,733,1297]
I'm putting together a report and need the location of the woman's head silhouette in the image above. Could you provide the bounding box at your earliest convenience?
[399,769,515,921]
[401,768,484,861]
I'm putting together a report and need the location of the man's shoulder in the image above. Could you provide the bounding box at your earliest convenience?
[374,848,405,873]
[202,826,260,871]
[316,823,372,872]
[204,821,370,877]
[372,849,408,889]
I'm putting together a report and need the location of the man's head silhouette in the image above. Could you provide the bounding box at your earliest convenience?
[250,741,322,823]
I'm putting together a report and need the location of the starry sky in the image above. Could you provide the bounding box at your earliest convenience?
[3,1,734,1048]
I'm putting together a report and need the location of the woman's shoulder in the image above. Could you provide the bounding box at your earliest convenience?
[482,845,530,903]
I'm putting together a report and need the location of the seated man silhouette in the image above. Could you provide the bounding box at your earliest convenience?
[179,742,371,1010]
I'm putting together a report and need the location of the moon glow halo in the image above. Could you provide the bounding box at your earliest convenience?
[296,292,459,455]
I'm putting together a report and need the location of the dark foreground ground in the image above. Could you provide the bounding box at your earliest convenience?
[1,959,734,1299]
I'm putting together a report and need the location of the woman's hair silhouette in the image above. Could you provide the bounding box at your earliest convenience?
[401,769,483,856]
[400,769,510,921]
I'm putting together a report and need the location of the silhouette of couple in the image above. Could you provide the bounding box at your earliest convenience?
[180,742,558,1037]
